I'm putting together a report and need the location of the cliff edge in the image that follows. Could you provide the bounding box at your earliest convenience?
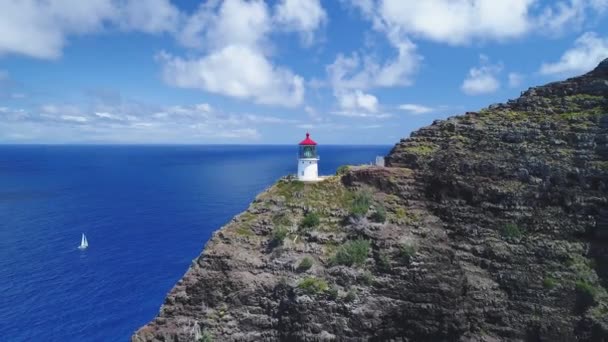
[133,59,608,341]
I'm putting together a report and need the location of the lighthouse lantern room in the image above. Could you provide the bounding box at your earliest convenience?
[297,132,319,181]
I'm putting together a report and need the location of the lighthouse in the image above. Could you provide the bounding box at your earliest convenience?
[297,132,319,181]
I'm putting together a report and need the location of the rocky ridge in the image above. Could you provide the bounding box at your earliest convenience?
[133,59,608,341]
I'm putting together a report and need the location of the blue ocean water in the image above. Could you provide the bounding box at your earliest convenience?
[0,145,390,342]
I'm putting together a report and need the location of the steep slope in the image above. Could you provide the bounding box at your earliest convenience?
[133,60,608,342]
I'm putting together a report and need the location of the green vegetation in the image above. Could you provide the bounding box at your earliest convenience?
[399,244,417,265]
[276,179,305,198]
[331,238,371,267]
[344,288,357,303]
[403,143,438,156]
[370,204,387,223]
[350,190,372,218]
[199,330,213,342]
[300,212,320,231]
[336,165,350,175]
[543,277,558,289]
[590,161,608,171]
[502,222,523,239]
[327,285,339,300]
[575,280,599,309]
[270,225,288,247]
[235,226,253,237]
[393,207,420,224]
[297,257,313,272]
[377,252,392,272]
[360,271,374,286]
[272,212,292,227]
[298,276,329,295]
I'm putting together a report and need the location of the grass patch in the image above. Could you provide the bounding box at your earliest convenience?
[336,165,350,175]
[297,257,313,272]
[235,225,253,237]
[403,144,438,156]
[393,207,419,224]
[270,225,288,247]
[276,179,305,198]
[399,244,417,265]
[502,222,523,239]
[327,285,339,300]
[350,190,372,218]
[377,252,392,272]
[298,276,329,295]
[332,238,371,267]
[590,161,608,171]
[344,288,357,302]
[272,212,293,227]
[198,330,213,342]
[360,271,374,286]
[300,212,320,231]
[370,204,387,223]
[543,277,558,289]
[575,280,599,310]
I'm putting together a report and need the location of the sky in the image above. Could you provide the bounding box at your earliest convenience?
[0,0,607,144]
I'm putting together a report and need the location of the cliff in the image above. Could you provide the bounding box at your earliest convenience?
[133,59,608,342]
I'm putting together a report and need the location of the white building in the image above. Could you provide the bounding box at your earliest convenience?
[297,132,319,181]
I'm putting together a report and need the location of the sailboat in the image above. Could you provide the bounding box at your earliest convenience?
[78,233,88,250]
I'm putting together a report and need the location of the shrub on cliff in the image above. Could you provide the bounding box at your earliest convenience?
[300,212,320,231]
[502,223,523,239]
[575,280,599,310]
[298,277,329,295]
[270,226,288,247]
[198,330,213,342]
[336,165,350,175]
[370,204,387,223]
[332,238,370,266]
[399,243,417,265]
[543,277,558,289]
[297,257,313,272]
[350,190,371,218]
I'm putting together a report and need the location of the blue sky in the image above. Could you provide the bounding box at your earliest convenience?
[0,0,607,144]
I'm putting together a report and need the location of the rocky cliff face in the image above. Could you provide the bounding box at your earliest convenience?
[133,60,608,342]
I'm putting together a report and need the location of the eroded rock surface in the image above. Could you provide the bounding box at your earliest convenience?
[133,60,608,342]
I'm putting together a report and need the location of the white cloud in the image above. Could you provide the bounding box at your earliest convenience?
[461,55,502,95]
[0,0,180,59]
[540,32,608,76]
[326,35,419,113]
[159,46,304,107]
[95,111,124,120]
[332,110,392,119]
[537,0,608,33]
[398,103,434,115]
[378,0,533,45]
[327,38,420,90]
[343,0,608,46]
[508,72,525,88]
[337,90,378,113]
[60,115,88,123]
[1,100,296,143]
[178,0,270,50]
[274,0,327,45]
[118,0,181,34]
[164,0,306,107]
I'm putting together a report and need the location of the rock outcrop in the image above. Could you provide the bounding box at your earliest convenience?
[133,60,608,342]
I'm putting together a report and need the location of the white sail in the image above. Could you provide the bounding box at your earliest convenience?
[78,233,88,250]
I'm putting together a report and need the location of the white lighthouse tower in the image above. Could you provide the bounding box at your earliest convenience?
[297,132,319,181]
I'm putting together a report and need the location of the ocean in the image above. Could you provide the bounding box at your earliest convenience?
[0,145,391,342]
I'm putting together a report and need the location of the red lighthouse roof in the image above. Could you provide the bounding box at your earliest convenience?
[298,132,317,145]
